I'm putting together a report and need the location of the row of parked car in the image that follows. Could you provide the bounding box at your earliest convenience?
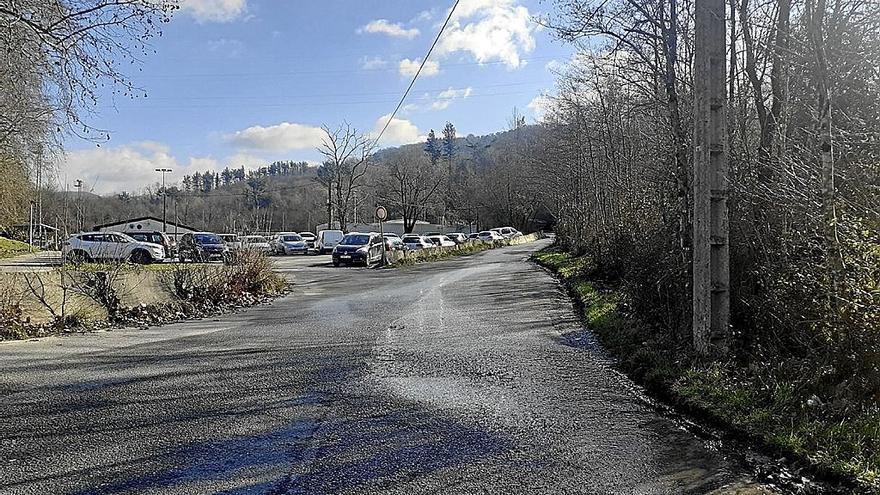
[60,226,522,265]
[330,227,523,267]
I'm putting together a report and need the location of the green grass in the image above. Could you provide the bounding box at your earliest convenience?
[0,237,35,259]
[533,246,880,492]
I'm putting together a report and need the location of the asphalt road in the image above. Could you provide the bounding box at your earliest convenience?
[0,240,775,494]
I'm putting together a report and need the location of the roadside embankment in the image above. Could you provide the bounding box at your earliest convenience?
[533,247,877,494]
[0,251,286,341]
[388,232,545,266]
[0,237,35,259]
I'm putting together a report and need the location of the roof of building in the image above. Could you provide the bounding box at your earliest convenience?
[93,216,198,232]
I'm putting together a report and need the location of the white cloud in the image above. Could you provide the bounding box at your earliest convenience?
[179,0,248,23]
[226,122,326,153]
[60,142,224,194]
[370,114,423,147]
[399,58,440,77]
[358,19,420,39]
[436,0,536,69]
[360,56,389,70]
[527,93,553,120]
[206,38,244,58]
[412,10,434,23]
[431,86,473,110]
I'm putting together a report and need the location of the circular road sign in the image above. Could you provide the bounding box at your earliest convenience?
[375,206,388,221]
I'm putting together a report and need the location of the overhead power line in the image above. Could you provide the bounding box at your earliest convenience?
[373,0,460,146]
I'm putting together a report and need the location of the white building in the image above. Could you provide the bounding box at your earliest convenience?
[93,216,198,241]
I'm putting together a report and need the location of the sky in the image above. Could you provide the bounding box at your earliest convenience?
[61,0,574,194]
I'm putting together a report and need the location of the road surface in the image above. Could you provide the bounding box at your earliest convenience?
[0,240,774,494]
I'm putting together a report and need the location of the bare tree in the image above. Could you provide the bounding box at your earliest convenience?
[318,123,372,232]
[380,148,443,233]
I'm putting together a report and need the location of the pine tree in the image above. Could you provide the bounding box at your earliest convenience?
[424,130,441,166]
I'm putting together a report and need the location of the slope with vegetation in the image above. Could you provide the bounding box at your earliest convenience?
[529,0,880,490]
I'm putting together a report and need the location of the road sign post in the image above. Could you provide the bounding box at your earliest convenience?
[376,206,388,266]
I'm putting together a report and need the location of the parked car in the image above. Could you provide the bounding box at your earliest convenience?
[298,232,317,251]
[402,234,433,250]
[272,233,308,255]
[316,229,345,254]
[446,232,468,244]
[124,230,175,259]
[385,237,407,252]
[332,232,384,267]
[478,230,504,242]
[427,235,456,247]
[62,232,165,264]
[499,227,522,239]
[178,232,228,262]
[219,233,242,250]
[242,235,272,254]
[467,233,480,240]
[490,228,504,238]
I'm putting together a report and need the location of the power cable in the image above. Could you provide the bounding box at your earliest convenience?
[373,0,460,146]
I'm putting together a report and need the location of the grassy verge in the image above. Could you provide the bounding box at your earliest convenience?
[1,253,288,342]
[0,237,35,259]
[533,247,878,493]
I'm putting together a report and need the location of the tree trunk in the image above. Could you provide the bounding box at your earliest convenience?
[807,0,842,294]
[662,0,692,260]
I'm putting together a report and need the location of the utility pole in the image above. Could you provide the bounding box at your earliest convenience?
[693,0,730,356]
[74,179,84,232]
[155,168,172,232]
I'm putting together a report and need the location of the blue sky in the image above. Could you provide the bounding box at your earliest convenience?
[63,0,573,194]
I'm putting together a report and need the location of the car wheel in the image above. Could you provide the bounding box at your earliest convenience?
[332,260,340,267]
[130,250,152,265]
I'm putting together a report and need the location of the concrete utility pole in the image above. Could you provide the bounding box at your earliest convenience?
[155,168,172,232]
[693,0,730,356]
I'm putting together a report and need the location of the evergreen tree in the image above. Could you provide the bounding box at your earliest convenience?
[441,122,456,160]
[424,129,441,166]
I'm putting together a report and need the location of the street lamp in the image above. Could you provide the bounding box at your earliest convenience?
[73,179,83,232]
[155,168,172,232]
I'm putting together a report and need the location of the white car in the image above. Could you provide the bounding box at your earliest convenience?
[477,231,504,242]
[499,227,522,239]
[242,235,272,254]
[402,235,433,250]
[219,233,242,250]
[62,232,165,264]
[316,229,344,254]
[298,232,317,251]
[426,235,456,247]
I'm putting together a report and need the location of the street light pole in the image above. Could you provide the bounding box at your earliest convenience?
[73,179,83,232]
[155,168,172,232]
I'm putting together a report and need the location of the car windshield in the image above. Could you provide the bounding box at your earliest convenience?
[341,234,370,246]
[135,233,162,243]
[195,234,221,244]
[282,235,302,242]
[246,236,267,243]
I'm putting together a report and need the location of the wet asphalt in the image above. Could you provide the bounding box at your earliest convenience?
[0,240,775,494]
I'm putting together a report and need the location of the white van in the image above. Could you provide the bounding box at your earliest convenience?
[316,229,344,254]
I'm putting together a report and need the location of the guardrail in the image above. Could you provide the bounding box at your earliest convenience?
[386,232,545,265]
